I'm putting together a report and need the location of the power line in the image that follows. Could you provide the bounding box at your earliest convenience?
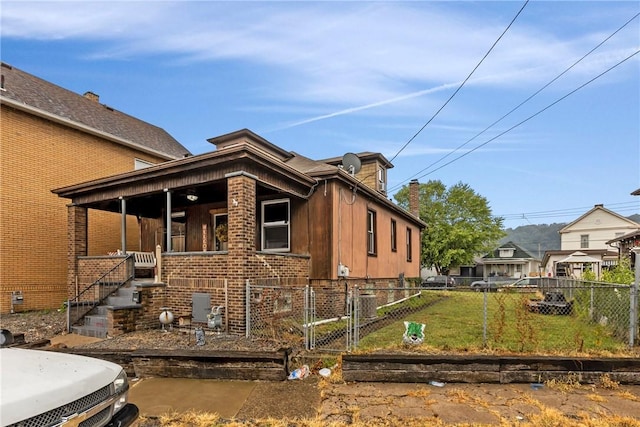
[387,0,530,163]
[500,202,640,218]
[499,201,640,221]
[389,48,640,190]
[392,12,640,188]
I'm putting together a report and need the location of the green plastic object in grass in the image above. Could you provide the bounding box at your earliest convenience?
[403,321,425,345]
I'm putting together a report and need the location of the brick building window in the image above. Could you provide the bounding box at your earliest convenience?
[261,199,290,252]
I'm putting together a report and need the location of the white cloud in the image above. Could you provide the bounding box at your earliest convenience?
[3,1,637,131]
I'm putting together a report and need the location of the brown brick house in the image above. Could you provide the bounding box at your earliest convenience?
[54,129,425,334]
[0,62,190,313]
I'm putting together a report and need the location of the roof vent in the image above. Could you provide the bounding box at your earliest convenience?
[83,91,99,102]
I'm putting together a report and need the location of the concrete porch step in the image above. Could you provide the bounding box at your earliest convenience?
[73,284,139,338]
[72,325,107,339]
[83,314,108,328]
[106,295,134,306]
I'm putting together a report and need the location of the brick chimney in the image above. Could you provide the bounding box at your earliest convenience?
[83,91,99,102]
[409,179,420,217]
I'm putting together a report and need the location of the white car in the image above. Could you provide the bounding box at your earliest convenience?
[0,347,138,427]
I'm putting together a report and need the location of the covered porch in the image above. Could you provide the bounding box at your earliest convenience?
[54,133,316,334]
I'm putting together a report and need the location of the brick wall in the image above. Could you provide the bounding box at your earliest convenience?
[158,251,310,333]
[226,174,257,334]
[161,253,228,321]
[0,105,168,313]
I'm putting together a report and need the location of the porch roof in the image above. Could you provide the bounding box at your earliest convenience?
[52,134,318,217]
[52,128,426,228]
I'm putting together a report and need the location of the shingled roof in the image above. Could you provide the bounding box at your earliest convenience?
[483,241,537,260]
[0,62,190,160]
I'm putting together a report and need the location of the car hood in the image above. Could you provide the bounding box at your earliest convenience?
[0,348,121,426]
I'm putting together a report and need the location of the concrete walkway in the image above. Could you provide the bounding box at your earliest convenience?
[129,378,256,419]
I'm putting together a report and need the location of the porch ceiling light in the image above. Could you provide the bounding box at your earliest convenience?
[186,190,198,202]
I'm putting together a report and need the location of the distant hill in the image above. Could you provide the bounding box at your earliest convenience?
[501,223,563,258]
[501,214,640,258]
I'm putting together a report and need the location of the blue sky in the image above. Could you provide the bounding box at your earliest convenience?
[2,1,639,228]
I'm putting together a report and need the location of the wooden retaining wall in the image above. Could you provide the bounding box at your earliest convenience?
[52,348,290,381]
[342,354,640,385]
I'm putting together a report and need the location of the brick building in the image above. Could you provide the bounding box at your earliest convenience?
[0,62,190,313]
[54,129,425,334]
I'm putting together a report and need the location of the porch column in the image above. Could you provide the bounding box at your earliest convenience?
[120,197,127,253]
[67,205,87,299]
[164,189,172,252]
[226,172,257,334]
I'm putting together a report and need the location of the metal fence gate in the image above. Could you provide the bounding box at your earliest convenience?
[304,285,356,351]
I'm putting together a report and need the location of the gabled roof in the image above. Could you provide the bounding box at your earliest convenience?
[0,62,190,160]
[483,241,537,260]
[559,204,640,233]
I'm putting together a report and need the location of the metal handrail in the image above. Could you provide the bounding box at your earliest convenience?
[67,255,135,332]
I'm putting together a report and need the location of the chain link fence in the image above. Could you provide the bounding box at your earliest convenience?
[246,278,639,353]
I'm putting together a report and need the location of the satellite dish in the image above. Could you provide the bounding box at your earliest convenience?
[341,153,361,176]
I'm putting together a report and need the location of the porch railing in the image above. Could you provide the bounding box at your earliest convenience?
[67,255,135,332]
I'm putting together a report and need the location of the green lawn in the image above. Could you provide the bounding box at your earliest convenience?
[357,291,629,355]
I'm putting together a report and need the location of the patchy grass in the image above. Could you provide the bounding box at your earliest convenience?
[356,291,631,355]
[138,410,640,427]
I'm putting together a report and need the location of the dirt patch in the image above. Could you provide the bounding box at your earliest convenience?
[237,377,321,420]
[0,310,66,343]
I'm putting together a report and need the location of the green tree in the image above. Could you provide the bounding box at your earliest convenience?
[395,180,505,274]
[601,257,635,284]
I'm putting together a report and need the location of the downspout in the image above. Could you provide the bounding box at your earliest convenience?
[120,197,127,253]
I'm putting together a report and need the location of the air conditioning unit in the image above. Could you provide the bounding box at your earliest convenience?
[337,263,350,278]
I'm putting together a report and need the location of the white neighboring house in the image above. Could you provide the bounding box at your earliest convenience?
[542,204,640,278]
[477,241,541,280]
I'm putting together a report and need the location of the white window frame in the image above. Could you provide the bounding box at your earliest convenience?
[377,167,386,192]
[367,209,377,255]
[580,234,589,249]
[134,158,155,170]
[261,198,290,252]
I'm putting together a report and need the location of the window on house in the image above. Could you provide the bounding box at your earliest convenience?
[580,234,589,249]
[406,227,412,262]
[213,214,228,251]
[377,167,386,192]
[134,158,154,170]
[261,199,290,252]
[367,209,377,255]
[499,248,515,258]
[390,219,397,252]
